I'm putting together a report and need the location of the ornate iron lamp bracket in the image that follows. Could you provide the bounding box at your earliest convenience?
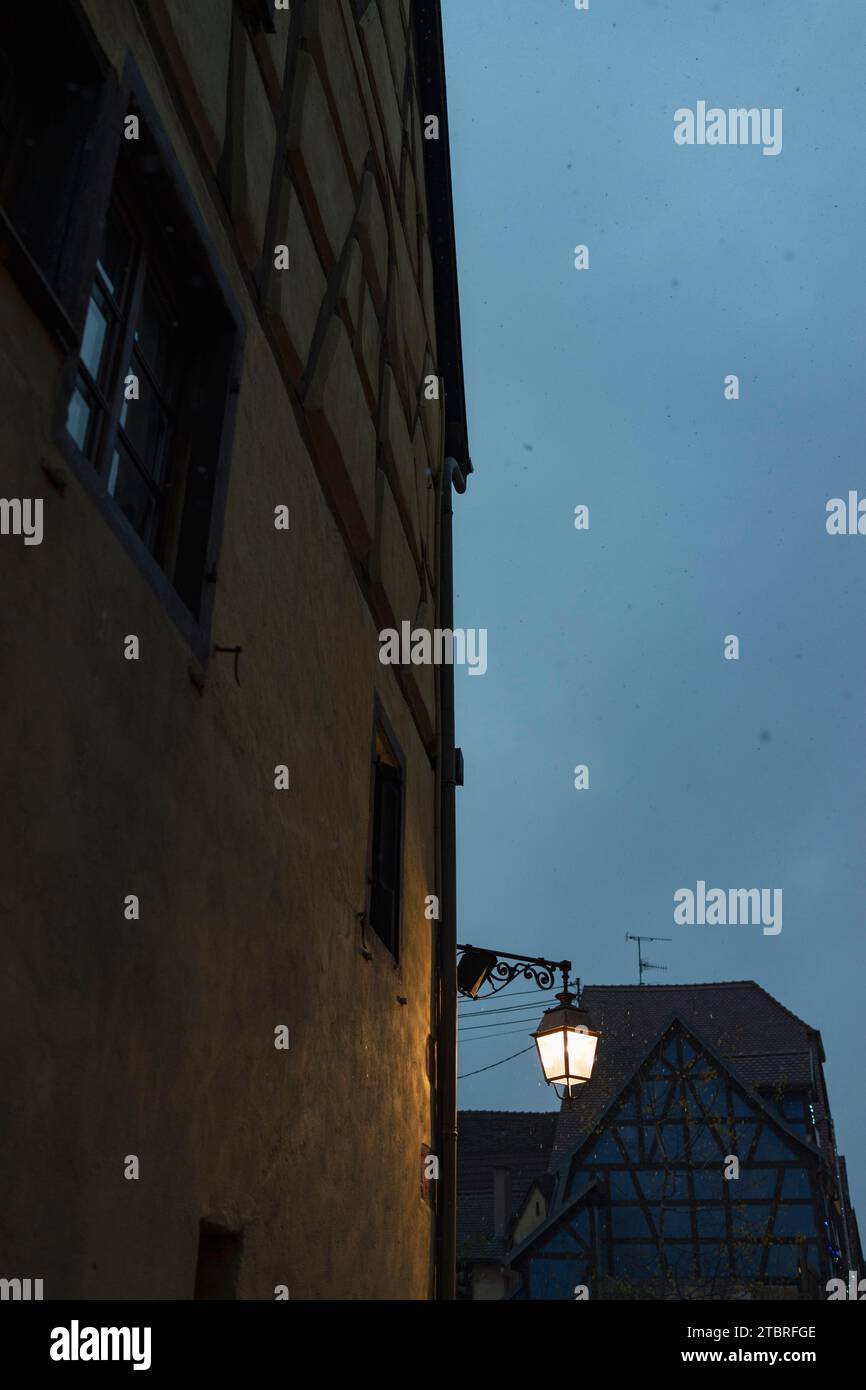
[456,944,573,1000]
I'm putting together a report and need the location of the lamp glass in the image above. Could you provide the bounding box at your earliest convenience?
[532,1005,598,1089]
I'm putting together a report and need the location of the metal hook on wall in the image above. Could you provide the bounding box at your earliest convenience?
[213,644,243,686]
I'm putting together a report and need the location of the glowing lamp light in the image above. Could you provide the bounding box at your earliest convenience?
[532,991,599,1092]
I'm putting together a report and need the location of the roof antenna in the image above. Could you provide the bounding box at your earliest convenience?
[625,933,671,985]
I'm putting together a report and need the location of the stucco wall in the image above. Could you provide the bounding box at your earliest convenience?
[0,0,444,1299]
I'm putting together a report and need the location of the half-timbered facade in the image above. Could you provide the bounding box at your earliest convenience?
[458,983,862,1300]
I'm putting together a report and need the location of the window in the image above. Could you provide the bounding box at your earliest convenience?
[66,199,182,557]
[239,0,278,32]
[60,78,242,639]
[193,1221,243,1299]
[367,718,404,958]
[0,4,111,339]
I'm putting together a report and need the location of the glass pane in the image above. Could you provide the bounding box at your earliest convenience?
[134,279,177,388]
[66,376,94,452]
[96,208,134,302]
[107,448,158,548]
[120,361,172,484]
[79,284,112,383]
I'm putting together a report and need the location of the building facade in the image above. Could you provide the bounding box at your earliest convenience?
[458,983,862,1300]
[0,0,468,1299]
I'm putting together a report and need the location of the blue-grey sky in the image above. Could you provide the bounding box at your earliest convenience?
[445,0,866,1218]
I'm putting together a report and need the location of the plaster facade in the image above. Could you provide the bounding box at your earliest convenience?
[0,0,452,1299]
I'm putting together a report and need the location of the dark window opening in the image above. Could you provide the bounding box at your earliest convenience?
[493,1167,512,1238]
[0,3,107,331]
[0,4,100,278]
[238,0,278,33]
[63,100,239,620]
[368,723,404,959]
[194,1221,243,1300]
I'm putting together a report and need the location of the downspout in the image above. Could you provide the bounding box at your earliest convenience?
[437,452,466,1299]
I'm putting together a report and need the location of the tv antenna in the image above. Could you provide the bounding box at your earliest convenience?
[625,933,671,985]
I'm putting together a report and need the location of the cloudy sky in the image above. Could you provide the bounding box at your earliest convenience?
[445,0,866,1215]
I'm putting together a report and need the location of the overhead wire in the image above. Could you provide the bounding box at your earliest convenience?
[457,985,558,1004]
[456,997,554,1019]
[458,1024,541,1042]
[459,1012,541,1033]
[458,1046,535,1079]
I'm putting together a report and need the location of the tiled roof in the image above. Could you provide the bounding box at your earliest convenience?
[457,1111,558,1260]
[549,982,823,1170]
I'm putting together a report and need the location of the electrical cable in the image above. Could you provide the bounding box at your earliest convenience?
[458,1024,540,1042]
[457,985,558,1005]
[459,1012,542,1032]
[458,1045,535,1079]
[456,996,555,1019]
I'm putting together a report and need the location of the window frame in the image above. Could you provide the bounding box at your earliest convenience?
[363,699,406,964]
[52,53,245,666]
[70,187,190,563]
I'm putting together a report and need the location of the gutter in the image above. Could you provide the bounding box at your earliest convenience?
[436,454,466,1299]
[412,0,472,1300]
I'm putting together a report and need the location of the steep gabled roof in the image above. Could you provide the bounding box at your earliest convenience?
[509,1012,823,1266]
[550,982,824,1169]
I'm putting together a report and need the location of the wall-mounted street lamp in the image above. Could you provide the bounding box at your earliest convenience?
[456,944,600,1101]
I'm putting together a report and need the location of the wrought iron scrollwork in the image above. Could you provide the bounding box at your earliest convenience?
[456,943,572,1000]
[481,957,559,998]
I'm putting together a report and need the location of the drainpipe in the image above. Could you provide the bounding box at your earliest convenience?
[437,453,467,1299]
